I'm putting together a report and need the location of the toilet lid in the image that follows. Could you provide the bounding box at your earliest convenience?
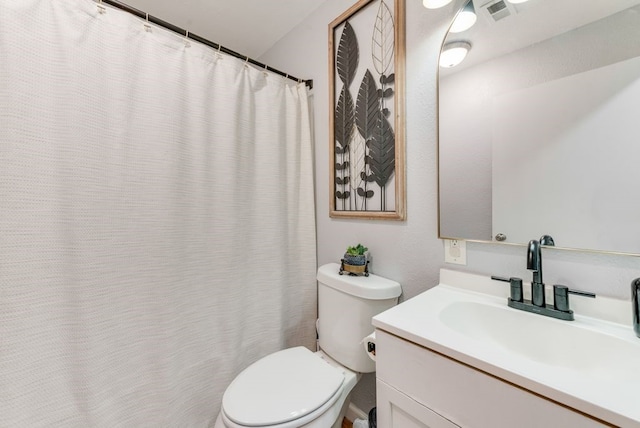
[222,347,345,427]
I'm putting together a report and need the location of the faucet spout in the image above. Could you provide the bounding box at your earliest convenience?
[526,239,545,307]
[527,239,542,285]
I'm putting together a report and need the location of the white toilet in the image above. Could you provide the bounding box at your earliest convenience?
[214,262,401,428]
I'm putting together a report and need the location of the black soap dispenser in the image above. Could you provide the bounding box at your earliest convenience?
[633,278,640,338]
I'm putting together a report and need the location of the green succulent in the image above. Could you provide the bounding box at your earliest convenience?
[346,244,368,256]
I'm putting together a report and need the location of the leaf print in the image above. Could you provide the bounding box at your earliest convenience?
[357,188,375,198]
[381,73,395,84]
[367,112,395,188]
[335,87,355,148]
[335,161,350,170]
[356,70,379,141]
[335,144,349,155]
[361,171,376,182]
[340,176,351,185]
[336,21,359,87]
[371,0,395,76]
[349,123,367,195]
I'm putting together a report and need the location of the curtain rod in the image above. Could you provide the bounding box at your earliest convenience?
[99,0,313,89]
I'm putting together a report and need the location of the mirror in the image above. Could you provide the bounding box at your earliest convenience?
[438,0,640,254]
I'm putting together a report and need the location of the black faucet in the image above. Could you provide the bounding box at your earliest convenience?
[493,238,595,321]
[526,239,545,307]
[633,278,640,338]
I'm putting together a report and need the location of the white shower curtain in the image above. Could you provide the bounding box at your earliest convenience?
[0,0,317,426]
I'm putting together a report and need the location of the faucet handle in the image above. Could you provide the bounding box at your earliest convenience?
[491,276,523,302]
[539,235,555,246]
[553,285,596,313]
[567,289,596,298]
[553,285,570,312]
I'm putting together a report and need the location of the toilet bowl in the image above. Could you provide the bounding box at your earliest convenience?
[214,263,401,428]
[214,347,359,428]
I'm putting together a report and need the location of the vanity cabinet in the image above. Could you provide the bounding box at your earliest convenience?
[375,329,608,428]
[377,379,460,428]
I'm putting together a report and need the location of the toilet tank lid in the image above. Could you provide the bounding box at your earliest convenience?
[317,263,402,300]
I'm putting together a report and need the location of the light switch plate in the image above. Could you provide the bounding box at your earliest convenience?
[444,239,467,265]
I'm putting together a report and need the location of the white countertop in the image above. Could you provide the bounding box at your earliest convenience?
[372,268,640,428]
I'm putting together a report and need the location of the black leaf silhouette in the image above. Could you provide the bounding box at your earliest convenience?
[335,87,354,148]
[360,171,376,182]
[336,22,359,87]
[380,73,395,84]
[356,70,379,141]
[383,88,394,98]
[335,144,350,155]
[368,113,395,188]
[336,176,351,185]
[382,108,390,117]
[335,161,350,170]
[336,191,351,199]
[357,188,375,198]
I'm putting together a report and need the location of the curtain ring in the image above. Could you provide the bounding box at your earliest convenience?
[244,56,250,68]
[184,30,191,48]
[144,13,152,32]
[97,0,106,14]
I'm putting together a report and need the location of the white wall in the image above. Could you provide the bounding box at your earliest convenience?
[260,0,640,414]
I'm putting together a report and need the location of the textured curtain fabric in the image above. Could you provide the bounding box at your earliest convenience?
[0,0,317,426]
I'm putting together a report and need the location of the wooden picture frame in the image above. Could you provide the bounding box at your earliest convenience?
[329,0,406,220]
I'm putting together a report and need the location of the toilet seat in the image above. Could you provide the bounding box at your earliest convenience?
[221,347,345,427]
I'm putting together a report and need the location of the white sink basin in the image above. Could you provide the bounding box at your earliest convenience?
[372,269,640,427]
[439,300,639,381]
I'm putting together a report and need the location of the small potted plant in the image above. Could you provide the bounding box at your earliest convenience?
[340,243,369,276]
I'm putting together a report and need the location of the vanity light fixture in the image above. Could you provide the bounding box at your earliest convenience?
[439,41,471,68]
[423,0,454,9]
[449,0,477,33]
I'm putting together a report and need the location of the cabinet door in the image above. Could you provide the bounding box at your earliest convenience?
[377,379,461,428]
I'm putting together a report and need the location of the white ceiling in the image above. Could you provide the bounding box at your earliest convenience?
[117,0,640,71]
[443,0,640,74]
[120,0,327,58]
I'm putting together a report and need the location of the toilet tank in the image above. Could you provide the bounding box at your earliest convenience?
[317,263,401,373]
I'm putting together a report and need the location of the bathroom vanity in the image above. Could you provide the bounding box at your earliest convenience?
[372,269,639,428]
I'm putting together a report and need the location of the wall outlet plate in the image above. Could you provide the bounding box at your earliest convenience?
[444,239,467,265]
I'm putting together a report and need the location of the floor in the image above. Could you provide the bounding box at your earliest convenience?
[342,417,353,428]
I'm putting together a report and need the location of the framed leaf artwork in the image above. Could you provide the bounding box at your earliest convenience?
[329,0,406,220]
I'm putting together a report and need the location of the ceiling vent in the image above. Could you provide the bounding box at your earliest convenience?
[478,0,517,22]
